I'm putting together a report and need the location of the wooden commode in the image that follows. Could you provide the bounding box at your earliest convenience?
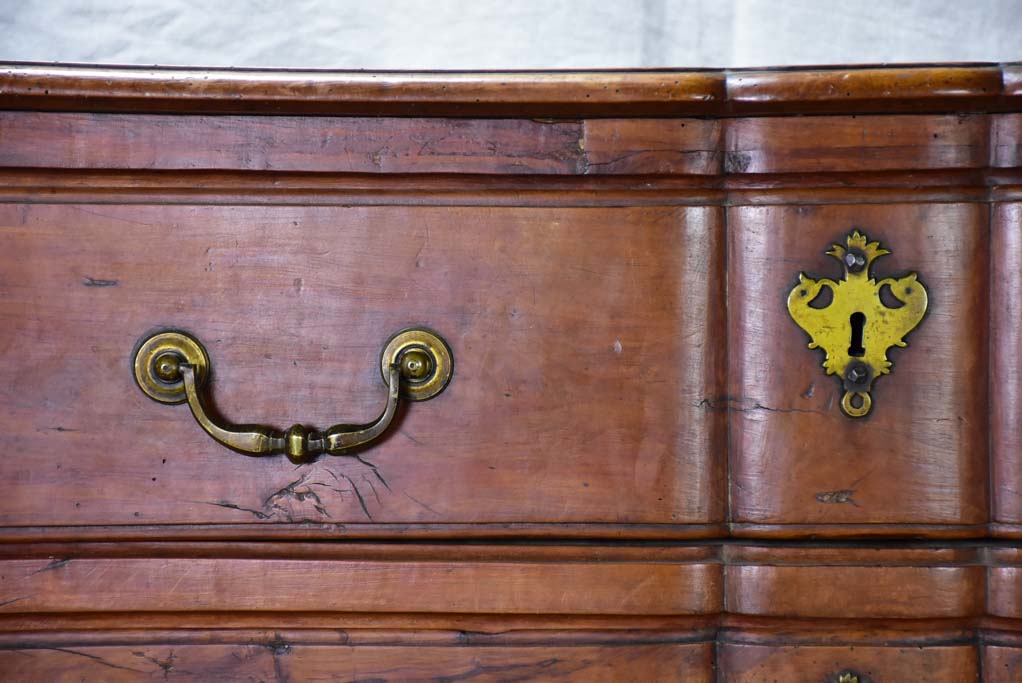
[0,62,1020,681]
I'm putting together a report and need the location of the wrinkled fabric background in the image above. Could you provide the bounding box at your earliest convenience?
[0,0,1018,69]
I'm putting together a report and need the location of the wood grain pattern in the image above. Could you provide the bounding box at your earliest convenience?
[726,565,984,620]
[0,641,714,682]
[0,112,725,178]
[993,114,1022,168]
[0,112,589,175]
[0,543,1004,624]
[0,523,725,542]
[0,203,725,528]
[992,203,1022,533]
[581,118,722,175]
[0,543,1015,678]
[724,546,984,620]
[985,645,1022,683]
[0,556,719,616]
[0,542,714,562]
[989,566,1022,620]
[0,615,712,634]
[0,111,725,177]
[723,114,989,174]
[728,203,989,533]
[1,63,1016,117]
[0,168,731,210]
[719,642,979,682]
[0,168,999,209]
[725,66,1003,115]
[0,64,727,117]
[988,548,1022,619]
[0,110,996,178]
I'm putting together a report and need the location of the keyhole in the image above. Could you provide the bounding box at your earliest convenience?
[848,312,866,357]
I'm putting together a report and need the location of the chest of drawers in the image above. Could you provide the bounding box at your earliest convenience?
[0,62,1020,681]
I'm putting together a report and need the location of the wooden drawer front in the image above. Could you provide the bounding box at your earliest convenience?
[724,546,984,620]
[0,546,720,617]
[0,203,725,533]
[0,544,719,681]
[988,549,1022,621]
[992,202,1022,535]
[728,203,988,535]
[719,543,986,682]
[719,643,979,682]
[0,640,991,682]
[0,542,1016,680]
[985,645,1022,683]
[0,638,715,682]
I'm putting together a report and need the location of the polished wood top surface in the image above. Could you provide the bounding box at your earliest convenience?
[0,62,1019,115]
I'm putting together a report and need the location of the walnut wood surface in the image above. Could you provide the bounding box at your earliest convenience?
[724,114,990,174]
[728,203,989,531]
[726,564,984,619]
[0,110,994,176]
[0,558,717,616]
[993,114,1022,167]
[719,642,979,682]
[0,542,1013,678]
[986,645,1022,683]
[0,543,1007,623]
[0,641,714,682]
[992,203,1022,533]
[0,100,1010,540]
[0,63,1018,116]
[0,203,725,528]
[1,63,1021,679]
[0,543,1017,679]
[0,112,600,175]
[988,548,1022,620]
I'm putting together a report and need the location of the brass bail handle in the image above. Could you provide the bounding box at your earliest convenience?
[133,328,453,463]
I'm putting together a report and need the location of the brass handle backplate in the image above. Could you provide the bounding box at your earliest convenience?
[787,230,927,418]
[133,328,452,463]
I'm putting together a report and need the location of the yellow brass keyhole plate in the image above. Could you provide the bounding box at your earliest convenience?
[831,671,869,683]
[786,230,927,418]
[133,331,210,404]
[381,328,454,401]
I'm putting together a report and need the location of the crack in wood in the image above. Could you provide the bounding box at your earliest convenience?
[81,276,118,287]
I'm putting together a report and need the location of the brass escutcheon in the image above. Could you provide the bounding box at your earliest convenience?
[787,230,927,418]
[133,328,453,463]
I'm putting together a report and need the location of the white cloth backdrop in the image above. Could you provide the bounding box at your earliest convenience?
[0,0,1019,69]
